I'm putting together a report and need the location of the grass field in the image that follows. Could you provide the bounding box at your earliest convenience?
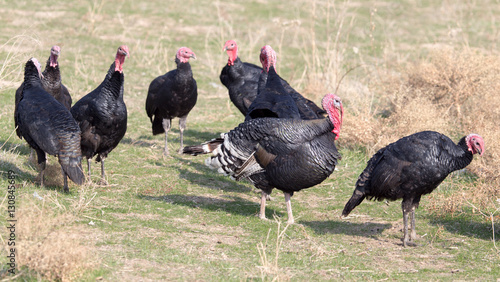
[0,0,499,280]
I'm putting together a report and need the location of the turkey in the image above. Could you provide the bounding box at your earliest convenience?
[70,45,129,185]
[15,45,72,140]
[183,93,343,224]
[219,40,262,116]
[246,45,325,121]
[341,131,485,247]
[145,47,198,155]
[221,41,325,119]
[16,57,84,192]
[245,45,301,120]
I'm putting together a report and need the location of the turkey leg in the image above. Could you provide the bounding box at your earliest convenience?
[284,192,294,224]
[260,191,267,220]
[178,115,188,154]
[87,158,92,178]
[35,149,46,187]
[62,167,69,193]
[402,199,417,247]
[162,118,171,155]
[99,157,108,185]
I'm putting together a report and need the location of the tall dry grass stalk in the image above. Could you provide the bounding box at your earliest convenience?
[0,33,42,88]
[257,216,291,280]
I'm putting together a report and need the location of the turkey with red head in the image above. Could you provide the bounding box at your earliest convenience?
[220,40,262,116]
[246,45,325,121]
[183,93,343,224]
[146,47,198,155]
[71,45,129,185]
[15,45,72,111]
[246,45,301,120]
[220,41,325,120]
[342,131,485,247]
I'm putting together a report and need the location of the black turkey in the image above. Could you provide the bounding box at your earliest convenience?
[220,40,262,116]
[247,45,325,121]
[15,45,72,140]
[221,41,325,119]
[146,47,198,155]
[245,44,301,121]
[16,57,84,192]
[71,45,129,185]
[183,93,343,224]
[342,131,485,247]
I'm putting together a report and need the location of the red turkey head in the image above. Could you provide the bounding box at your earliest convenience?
[224,40,238,66]
[322,93,344,140]
[49,45,61,68]
[114,45,129,73]
[466,134,485,156]
[176,47,196,64]
[260,45,277,73]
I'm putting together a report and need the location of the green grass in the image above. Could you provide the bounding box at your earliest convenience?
[0,0,499,280]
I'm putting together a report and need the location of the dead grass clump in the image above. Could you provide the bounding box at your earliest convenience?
[16,195,95,281]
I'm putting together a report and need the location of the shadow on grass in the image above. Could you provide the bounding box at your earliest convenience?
[172,155,254,194]
[120,137,156,148]
[138,193,282,218]
[427,214,498,241]
[302,220,392,239]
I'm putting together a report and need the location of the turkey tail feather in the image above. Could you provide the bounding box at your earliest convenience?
[342,189,366,217]
[62,161,85,185]
[58,132,85,185]
[152,116,164,135]
[182,138,224,156]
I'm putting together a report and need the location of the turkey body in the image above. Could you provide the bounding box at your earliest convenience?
[342,130,485,247]
[16,58,84,192]
[146,47,197,155]
[184,93,343,224]
[71,45,128,184]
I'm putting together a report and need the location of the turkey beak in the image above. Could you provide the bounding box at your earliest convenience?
[477,145,484,156]
[223,46,228,52]
[190,53,197,60]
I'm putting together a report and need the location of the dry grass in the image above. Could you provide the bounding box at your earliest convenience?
[12,193,97,281]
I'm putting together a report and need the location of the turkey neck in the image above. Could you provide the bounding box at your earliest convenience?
[452,136,475,170]
[42,60,62,89]
[264,66,281,89]
[23,62,43,91]
[174,58,193,84]
[101,71,124,100]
